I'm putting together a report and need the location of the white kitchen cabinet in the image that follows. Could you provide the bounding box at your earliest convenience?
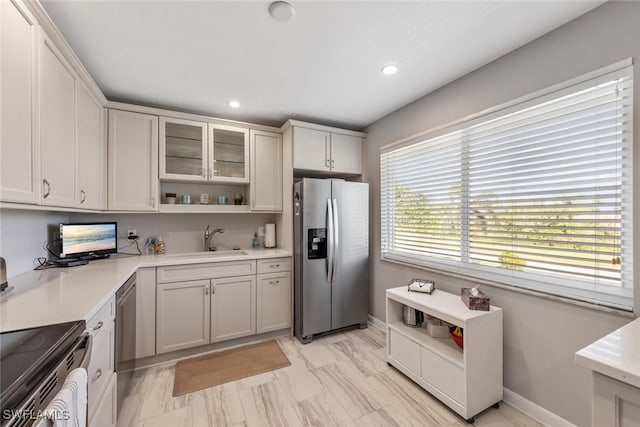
[330,133,362,175]
[136,267,156,359]
[210,275,256,342]
[250,129,282,211]
[156,279,211,354]
[292,125,363,175]
[592,372,640,427]
[39,33,77,207]
[209,124,249,183]
[159,117,208,181]
[89,371,116,427]
[292,127,330,172]
[86,296,115,419]
[159,118,249,184]
[386,286,503,422]
[0,0,39,204]
[257,271,291,333]
[108,109,158,211]
[153,256,291,354]
[76,83,105,209]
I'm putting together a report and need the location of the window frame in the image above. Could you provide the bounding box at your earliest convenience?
[380,59,634,312]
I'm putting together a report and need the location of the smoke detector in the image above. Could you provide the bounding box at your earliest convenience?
[269,1,295,22]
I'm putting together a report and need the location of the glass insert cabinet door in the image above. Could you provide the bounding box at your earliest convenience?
[159,117,208,181]
[159,118,249,183]
[208,124,249,183]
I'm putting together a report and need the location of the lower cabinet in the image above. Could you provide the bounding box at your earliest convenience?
[87,297,115,419]
[156,280,211,354]
[89,372,117,427]
[211,275,256,342]
[154,257,292,355]
[257,271,291,333]
[593,372,640,427]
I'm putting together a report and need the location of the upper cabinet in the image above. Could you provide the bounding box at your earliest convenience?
[159,117,207,181]
[292,124,364,175]
[250,130,282,211]
[0,0,39,204]
[209,124,249,183]
[159,117,249,184]
[76,83,105,210]
[39,34,77,207]
[1,0,106,210]
[108,109,158,211]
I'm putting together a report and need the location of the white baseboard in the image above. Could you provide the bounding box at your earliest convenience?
[368,315,386,331]
[503,388,577,427]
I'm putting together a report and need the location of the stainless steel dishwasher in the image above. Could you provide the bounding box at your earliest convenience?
[115,274,136,415]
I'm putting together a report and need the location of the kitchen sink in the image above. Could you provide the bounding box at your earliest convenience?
[164,250,248,259]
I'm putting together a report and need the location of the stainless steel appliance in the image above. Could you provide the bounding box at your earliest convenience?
[403,306,424,327]
[115,274,136,414]
[0,257,13,298]
[294,178,369,343]
[0,321,91,427]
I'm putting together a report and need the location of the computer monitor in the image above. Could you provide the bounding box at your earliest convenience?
[59,222,117,259]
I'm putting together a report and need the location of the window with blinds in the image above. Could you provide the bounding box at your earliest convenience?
[381,64,634,310]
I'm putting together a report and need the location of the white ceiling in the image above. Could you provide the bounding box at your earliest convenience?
[41,1,604,130]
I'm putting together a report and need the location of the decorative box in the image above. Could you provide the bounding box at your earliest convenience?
[426,317,449,338]
[461,287,490,311]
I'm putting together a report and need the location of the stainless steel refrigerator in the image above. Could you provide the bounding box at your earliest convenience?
[293,178,369,343]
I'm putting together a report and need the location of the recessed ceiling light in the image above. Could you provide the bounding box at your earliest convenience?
[228,100,240,108]
[381,65,398,75]
[269,1,295,22]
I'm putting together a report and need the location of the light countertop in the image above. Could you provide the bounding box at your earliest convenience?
[0,248,291,333]
[575,316,640,389]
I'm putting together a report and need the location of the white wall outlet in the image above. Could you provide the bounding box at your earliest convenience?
[258,226,265,236]
[127,229,137,238]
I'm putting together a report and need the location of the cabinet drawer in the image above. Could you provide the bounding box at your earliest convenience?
[87,296,115,338]
[257,258,291,274]
[389,329,420,376]
[88,319,115,415]
[421,345,464,404]
[157,260,257,283]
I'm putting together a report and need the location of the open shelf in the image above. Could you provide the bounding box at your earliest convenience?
[159,203,250,213]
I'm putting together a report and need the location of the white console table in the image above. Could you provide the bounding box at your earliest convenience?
[386,286,503,422]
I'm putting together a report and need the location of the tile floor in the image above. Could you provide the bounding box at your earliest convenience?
[117,326,542,427]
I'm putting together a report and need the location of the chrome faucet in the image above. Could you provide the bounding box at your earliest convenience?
[204,225,224,251]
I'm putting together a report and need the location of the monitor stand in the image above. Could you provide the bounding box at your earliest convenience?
[53,259,89,268]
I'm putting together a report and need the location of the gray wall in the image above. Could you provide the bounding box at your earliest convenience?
[364,2,639,425]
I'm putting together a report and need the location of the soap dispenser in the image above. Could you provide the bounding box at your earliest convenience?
[252,231,260,248]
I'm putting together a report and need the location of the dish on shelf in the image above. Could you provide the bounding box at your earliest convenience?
[449,326,464,349]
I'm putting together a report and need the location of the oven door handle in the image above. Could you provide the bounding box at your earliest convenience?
[80,333,93,369]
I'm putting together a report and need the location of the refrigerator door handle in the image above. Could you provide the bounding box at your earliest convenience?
[327,198,334,283]
[331,198,339,282]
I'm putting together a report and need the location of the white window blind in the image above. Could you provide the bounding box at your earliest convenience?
[381,64,634,310]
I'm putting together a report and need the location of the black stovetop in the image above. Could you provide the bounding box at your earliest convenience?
[0,320,85,413]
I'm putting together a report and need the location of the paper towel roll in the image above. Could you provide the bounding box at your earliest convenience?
[265,223,276,248]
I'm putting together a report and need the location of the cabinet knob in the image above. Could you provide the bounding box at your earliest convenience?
[270,264,280,268]
[269,280,280,285]
[205,286,209,295]
[80,190,86,203]
[151,196,156,208]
